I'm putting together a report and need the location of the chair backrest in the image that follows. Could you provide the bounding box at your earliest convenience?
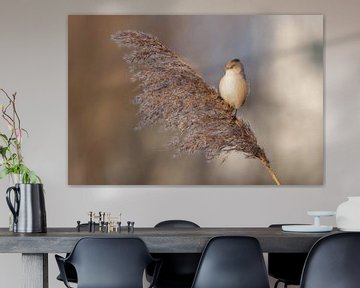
[150,220,201,287]
[191,236,270,288]
[67,237,154,288]
[300,232,360,288]
[268,224,308,285]
[155,220,200,228]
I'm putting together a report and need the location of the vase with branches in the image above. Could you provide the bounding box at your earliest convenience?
[0,88,41,184]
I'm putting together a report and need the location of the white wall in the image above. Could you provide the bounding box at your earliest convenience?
[0,0,359,287]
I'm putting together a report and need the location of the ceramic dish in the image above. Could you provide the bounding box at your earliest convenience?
[282,225,333,232]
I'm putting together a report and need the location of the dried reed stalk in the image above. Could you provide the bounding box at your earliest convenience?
[112,30,280,185]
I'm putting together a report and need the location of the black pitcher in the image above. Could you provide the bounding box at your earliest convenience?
[6,183,47,233]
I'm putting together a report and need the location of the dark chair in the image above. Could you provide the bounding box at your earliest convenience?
[154,220,200,229]
[147,220,201,288]
[56,262,77,284]
[268,224,308,288]
[56,223,99,284]
[300,232,360,288]
[55,237,160,288]
[191,236,270,288]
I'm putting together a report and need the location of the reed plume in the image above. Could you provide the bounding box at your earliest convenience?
[112,30,280,185]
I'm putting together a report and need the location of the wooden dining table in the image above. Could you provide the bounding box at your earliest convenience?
[0,226,339,288]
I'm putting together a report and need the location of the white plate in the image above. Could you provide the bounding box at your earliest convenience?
[307,211,336,217]
[282,225,333,232]
[338,227,360,232]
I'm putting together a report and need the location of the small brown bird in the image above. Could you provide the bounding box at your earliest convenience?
[219,59,249,117]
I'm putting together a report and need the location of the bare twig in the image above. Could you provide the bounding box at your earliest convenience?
[0,89,23,164]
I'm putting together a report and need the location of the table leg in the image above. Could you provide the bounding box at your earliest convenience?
[22,253,48,288]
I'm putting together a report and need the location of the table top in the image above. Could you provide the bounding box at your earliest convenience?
[0,227,340,254]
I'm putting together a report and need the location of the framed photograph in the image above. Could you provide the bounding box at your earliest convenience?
[68,15,323,185]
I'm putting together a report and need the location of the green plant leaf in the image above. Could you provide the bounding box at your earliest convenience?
[28,171,40,184]
[0,133,8,142]
[0,146,7,157]
[0,168,9,179]
[17,164,41,184]
[21,128,29,137]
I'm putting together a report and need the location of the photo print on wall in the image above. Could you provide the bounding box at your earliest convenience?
[68,15,323,185]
